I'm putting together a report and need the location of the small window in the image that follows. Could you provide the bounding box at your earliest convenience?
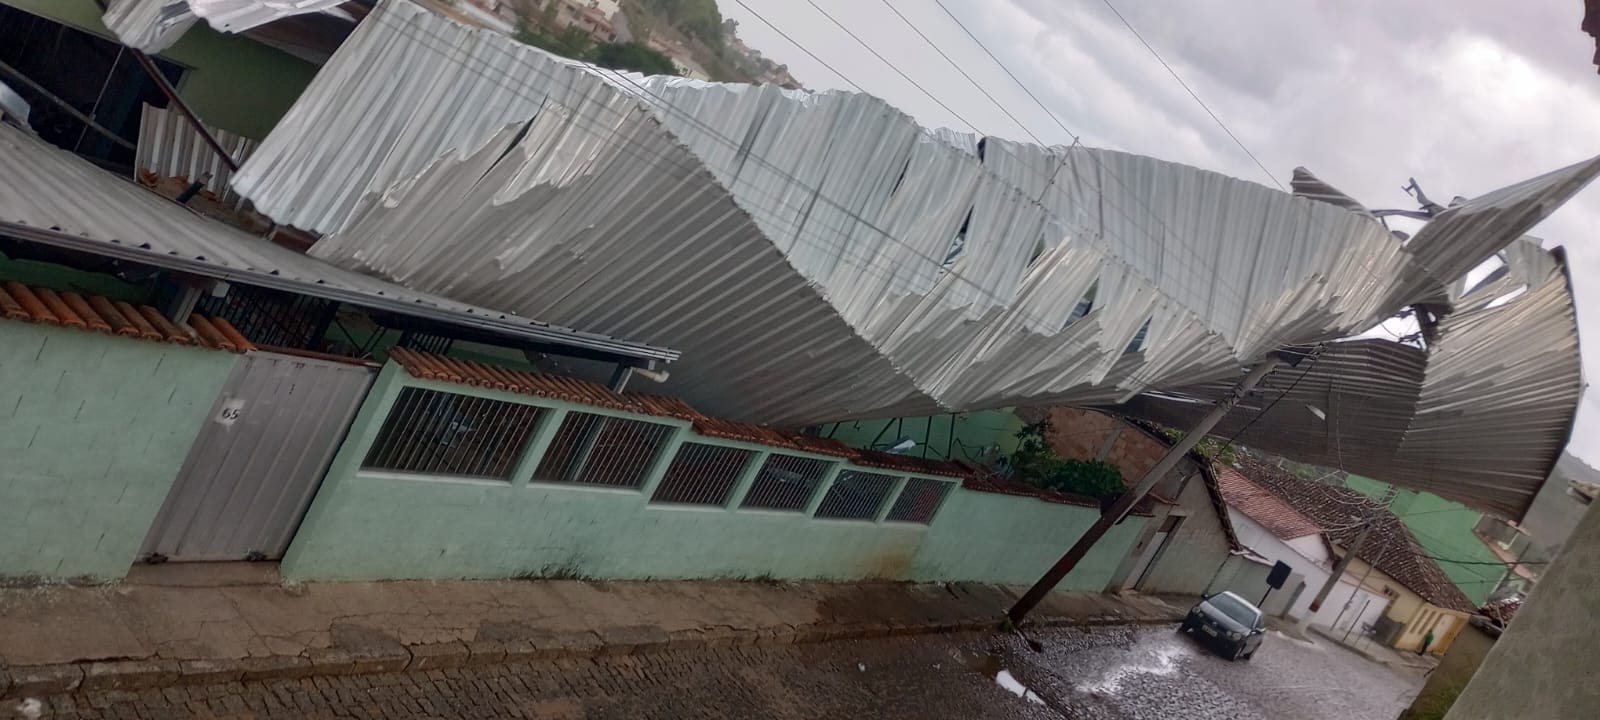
[363,388,544,481]
[533,412,675,489]
[741,454,832,511]
[651,442,754,506]
[814,470,899,521]
[886,477,954,524]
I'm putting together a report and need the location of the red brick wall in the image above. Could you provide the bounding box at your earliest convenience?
[1035,407,1170,484]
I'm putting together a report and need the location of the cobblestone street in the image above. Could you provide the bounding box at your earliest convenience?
[16,625,1421,719]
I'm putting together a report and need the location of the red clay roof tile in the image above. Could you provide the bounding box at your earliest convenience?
[1216,466,1324,540]
[0,281,253,353]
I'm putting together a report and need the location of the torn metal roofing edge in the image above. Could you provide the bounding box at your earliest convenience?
[0,123,678,364]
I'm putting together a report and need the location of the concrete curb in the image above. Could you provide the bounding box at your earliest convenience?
[0,609,1183,699]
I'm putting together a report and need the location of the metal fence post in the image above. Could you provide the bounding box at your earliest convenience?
[510,406,570,487]
[874,476,911,523]
[724,449,771,510]
[803,461,846,516]
[636,424,690,498]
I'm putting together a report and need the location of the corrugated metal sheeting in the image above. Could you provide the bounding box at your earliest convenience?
[1116,246,1583,519]
[0,122,677,362]
[136,103,258,208]
[102,0,348,52]
[240,1,1598,421]
[219,1,1590,514]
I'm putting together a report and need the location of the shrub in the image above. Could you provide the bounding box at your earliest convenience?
[1008,420,1126,500]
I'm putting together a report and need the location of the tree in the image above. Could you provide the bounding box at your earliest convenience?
[512,28,680,77]
[638,0,724,48]
[588,42,679,76]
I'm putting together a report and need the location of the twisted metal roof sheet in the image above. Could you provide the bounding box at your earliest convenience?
[226,0,1591,514]
[102,0,349,52]
[1115,250,1583,519]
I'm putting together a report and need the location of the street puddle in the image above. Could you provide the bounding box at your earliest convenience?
[963,651,1045,705]
[1075,642,1184,696]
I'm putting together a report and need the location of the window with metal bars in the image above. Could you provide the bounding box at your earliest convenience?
[533,411,676,489]
[650,442,754,506]
[814,470,899,521]
[362,388,544,481]
[885,477,955,524]
[194,284,338,351]
[741,454,832,511]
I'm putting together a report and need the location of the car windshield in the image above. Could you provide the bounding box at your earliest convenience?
[1208,594,1260,627]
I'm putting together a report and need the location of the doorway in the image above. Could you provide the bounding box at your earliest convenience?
[140,352,375,562]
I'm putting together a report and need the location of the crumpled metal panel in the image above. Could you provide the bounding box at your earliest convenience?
[135,103,258,207]
[0,123,676,363]
[1114,250,1582,519]
[102,0,347,52]
[234,1,1592,515]
[102,0,197,53]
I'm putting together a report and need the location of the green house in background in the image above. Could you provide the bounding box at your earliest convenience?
[1345,475,1504,606]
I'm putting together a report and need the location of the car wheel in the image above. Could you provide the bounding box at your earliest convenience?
[1240,647,1255,662]
[1230,644,1246,662]
[1177,621,1191,633]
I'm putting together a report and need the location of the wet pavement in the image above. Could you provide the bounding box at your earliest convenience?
[996,625,1424,719]
[16,624,1421,719]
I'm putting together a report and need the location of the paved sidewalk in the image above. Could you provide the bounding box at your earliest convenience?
[0,565,1187,699]
[1308,626,1437,672]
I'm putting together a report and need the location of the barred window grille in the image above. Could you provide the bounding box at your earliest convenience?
[533,411,675,489]
[651,442,754,506]
[362,388,543,480]
[814,470,899,520]
[195,284,337,351]
[741,454,832,511]
[885,477,954,524]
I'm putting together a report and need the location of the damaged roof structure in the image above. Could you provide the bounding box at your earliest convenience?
[62,0,1600,520]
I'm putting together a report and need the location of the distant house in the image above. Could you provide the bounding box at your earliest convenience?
[1236,458,1478,655]
[550,0,617,42]
[1216,466,1392,631]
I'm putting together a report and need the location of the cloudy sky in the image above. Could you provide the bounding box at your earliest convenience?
[721,0,1600,465]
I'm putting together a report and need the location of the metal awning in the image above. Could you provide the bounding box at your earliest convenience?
[0,122,678,364]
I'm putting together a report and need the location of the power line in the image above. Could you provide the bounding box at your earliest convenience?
[800,0,985,135]
[1093,0,1286,190]
[870,0,1042,143]
[729,0,865,93]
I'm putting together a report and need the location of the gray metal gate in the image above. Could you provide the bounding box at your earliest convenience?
[140,352,375,562]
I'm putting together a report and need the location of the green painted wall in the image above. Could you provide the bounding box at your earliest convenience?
[824,410,1025,462]
[4,0,318,139]
[907,488,1141,588]
[1346,475,1501,606]
[0,322,237,581]
[284,365,1139,591]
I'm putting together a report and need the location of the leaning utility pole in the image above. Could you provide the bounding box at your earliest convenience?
[1308,485,1397,615]
[1007,355,1292,625]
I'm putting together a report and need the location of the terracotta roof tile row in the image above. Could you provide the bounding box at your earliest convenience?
[1231,456,1477,613]
[0,281,254,352]
[388,349,964,475]
[1215,465,1325,540]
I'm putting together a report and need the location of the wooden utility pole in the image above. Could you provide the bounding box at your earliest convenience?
[1007,357,1287,625]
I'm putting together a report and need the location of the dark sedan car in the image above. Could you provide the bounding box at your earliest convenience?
[1179,591,1266,661]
